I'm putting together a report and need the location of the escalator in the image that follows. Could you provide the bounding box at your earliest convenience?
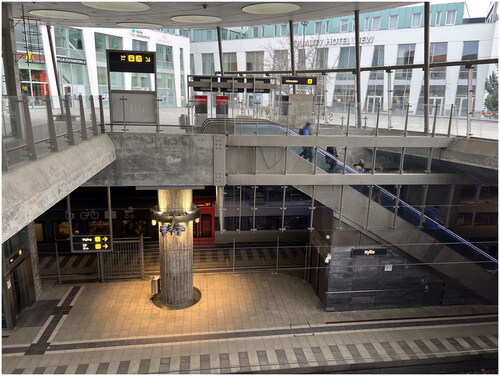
[206,118,498,303]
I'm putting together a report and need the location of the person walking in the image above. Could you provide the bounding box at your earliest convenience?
[299,122,313,162]
[325,146,338,172]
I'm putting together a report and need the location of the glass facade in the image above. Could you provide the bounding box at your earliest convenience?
[223,52,237,72]
[131,39,151,90]
[202,53,215,75]
[94,33,124,95]
[246,51,264,71]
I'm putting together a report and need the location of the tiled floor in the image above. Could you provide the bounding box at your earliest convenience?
[2,273,498,374]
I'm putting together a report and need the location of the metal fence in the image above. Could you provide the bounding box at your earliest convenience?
[100,236,144,280]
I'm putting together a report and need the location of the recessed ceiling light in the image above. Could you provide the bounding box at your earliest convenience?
[82,2,150,12]
[170,15,222,24]
[29,9,90,19]
[241,3,301,15]
[116,22,164,28]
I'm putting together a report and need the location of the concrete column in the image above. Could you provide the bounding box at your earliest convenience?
[27,222,42,300]
[158,189,194,307]
[1,3,23,138]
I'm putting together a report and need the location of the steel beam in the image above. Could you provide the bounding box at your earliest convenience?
[216,26,224,75]
[289,20,296,94]
[227,173,472,186]
[354,10,362,128]
[423,2,430,134]
[227,135,453,148]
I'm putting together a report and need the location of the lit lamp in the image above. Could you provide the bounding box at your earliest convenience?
[150,205,200,237]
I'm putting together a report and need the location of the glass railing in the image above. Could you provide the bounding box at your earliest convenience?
[2,94,103,170]
[232,122,498,273]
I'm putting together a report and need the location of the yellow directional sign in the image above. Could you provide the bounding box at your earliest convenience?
[128,55,135,62]
[145,57,151,63]
[72,235,112,252]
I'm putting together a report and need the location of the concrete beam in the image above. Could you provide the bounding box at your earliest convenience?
[227,173,472,186]
[227,135,453,148]
[2,135,115,242]
[84,133,215,187]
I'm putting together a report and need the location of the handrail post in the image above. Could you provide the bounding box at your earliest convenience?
[79,95,88,140]
[21,95,37,161]
[447,104,454,137]
[375,102,380,137]
[3,139,9,172]
[45,95,58,152]
[404,103,410,137]
[89,95,98,136]
[98,95,105,133]
[64,95,75,145]
[387,69,393,130]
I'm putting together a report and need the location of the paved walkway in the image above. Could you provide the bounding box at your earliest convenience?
[2,273,498,374]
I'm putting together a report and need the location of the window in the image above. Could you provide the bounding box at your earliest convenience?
[389,15,399,29]
[315,48,328,69]
[325,21,330,33]
[55,26,85,59]
[315,22,322,34]
[253,26,259,38]
[207,30,212,40]
[364,17,370,31]
[281,24,288,36]
[202,53,215,75]
[190,54,195,74]
[246,51,264,71]
[341,19,349,32]
[435,11,442,26]
[395,44,416,80]
[156,44,173,69]
[293,23,299,34]
[132,39,147,51]
[94,33,122,62]
[372,16,381,30]
[430,42,447,79]
[298,49,306,69]
[446,10,456,25]
[273,50,289,70]
[412,13,421,27]
[337,47,356,80]
[459,41,479,79]
[369,45,384,79]
[223,52,237,72]
[274,25,280,36]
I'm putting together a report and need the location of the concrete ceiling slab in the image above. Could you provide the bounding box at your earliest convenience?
[9,2,415,29]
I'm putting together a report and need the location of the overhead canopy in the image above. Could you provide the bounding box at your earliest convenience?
[9,2,416,29]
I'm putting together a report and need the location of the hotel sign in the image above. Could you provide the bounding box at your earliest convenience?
[294,36,374,48]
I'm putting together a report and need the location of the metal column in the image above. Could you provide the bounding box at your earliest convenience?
[466,66,473,137]
[216,27,224,75]
[46,25,64,116]
[423,2,430,134]
[387,70,393,130]
[289,20,296,94]
[354,10,362,128]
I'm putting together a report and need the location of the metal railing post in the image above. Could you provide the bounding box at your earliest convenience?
[2,140,8,172]
[98,95,105,133]
[432,104,438,137]
[89,95,98,136]
[466,66,473,138]
[45,95,58,152]
[64,95,75,145]
[21,95,37,161]
[78,95,88,140]
[55,242,62,284]
[392,185,401,229]
[232,238,236,274]
[447,104,454,137]
[387,70,393,130]
[276,236,280,273]
[418,185,429,228]
[404,103,410,137]
[375,103,380,136]
[140,235,145,279]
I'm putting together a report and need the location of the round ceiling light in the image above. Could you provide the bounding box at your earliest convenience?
[170,15,222,24]
[241,3,301,15]
[28,9,90,19]
[82,2,150,12]
[116,22,164,28]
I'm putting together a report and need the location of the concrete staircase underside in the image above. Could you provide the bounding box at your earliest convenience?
[2,135,116,241]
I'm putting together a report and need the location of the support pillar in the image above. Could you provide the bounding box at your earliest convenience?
[27,222,42,300]
[1,3,23,138]
[423,2,430,134]
[155,189,200,308]
[354,10,362,128]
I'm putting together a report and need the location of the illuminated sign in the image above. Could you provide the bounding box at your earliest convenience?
[108,50,155,73]
[351,247,387,256]
[294,36,374,48]
[72,235,112,252]
[56,56,87,65]
[281,76,317,85]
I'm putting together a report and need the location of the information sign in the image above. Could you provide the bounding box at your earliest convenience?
[281,76,317,85]
[72,235,112,252]
[108,50,155,73]
[351,247,387,256]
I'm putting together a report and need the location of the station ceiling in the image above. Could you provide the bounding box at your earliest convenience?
[9,2,415,29]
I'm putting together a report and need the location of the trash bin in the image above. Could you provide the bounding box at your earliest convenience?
[151,276,160,294]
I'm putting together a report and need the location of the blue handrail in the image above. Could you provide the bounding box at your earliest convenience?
[235,123,498,271]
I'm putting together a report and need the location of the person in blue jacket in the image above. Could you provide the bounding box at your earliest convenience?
[299,122,313,162]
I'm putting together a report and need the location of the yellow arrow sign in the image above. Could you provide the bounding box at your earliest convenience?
[145,57,151,63]
[103,244,109,249]
[102,236,108,242]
